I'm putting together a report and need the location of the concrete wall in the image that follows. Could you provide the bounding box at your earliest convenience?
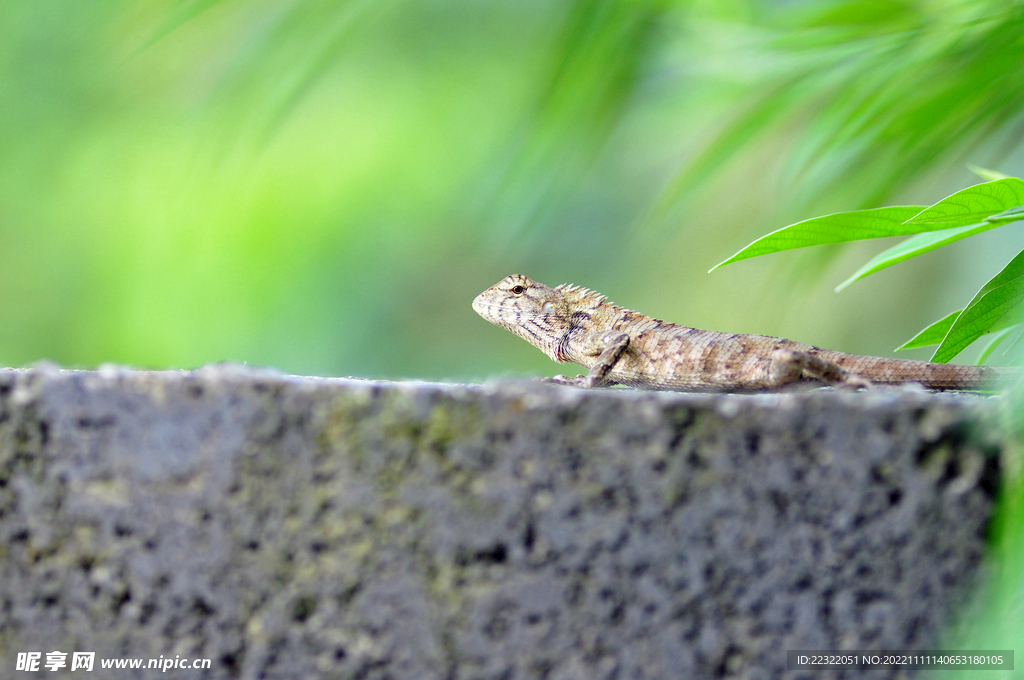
[0,365,1003,679]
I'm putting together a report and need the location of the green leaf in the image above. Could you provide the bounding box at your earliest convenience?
[835,221,999,291]
[932,248,1024,362]
[711,206,926,271]
[905,178,1024,228]
[897,310,960,350]
[933,283,1024,362]
[976,327,1019,366]
[967,164,1011,182]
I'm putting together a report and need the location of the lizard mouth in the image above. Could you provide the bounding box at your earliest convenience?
[472,295,506,314]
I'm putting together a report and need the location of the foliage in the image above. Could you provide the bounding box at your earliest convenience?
[716,172,1024,365]
[658,0,1024,214]
[2,0,1024,379]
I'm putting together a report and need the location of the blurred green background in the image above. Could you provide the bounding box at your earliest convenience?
[2,0,1023,382]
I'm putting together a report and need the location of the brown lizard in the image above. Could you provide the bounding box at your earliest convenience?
[472,274,1010,392]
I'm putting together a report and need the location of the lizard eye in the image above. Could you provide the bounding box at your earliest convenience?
[511,285,526,295]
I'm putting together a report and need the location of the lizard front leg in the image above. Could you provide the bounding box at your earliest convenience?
[768,348,871,389]
[545,331,630,389]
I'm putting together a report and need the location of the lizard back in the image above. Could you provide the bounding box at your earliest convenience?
[594,320,1000,392]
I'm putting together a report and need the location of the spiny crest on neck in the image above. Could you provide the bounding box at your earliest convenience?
[555,283,610,309]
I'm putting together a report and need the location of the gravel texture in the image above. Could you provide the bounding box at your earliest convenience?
[0,364,1004,679]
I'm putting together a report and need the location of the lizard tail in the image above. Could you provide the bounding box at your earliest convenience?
[819,351,1016,390]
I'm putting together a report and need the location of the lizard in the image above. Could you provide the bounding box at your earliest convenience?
[472,274,1011,392]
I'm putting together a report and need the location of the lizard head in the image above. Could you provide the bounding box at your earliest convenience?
[472,274,567,361]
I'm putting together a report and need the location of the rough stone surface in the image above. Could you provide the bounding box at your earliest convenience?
[0,365,1004,679]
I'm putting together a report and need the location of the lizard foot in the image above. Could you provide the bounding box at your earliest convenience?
[839,374,872,390]
[770,348,873,390]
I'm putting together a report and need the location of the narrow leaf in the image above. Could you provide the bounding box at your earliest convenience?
[967,164,1011,182]
[976,327,1019,366]
[956,248,1024,317]
[835,222,997,291]
[906,178,1024,228]
[711,206,926,271]
[932,248,1024,362]
[986,205,1024,224]
[897,310,960,350]
[932,283,1024,362]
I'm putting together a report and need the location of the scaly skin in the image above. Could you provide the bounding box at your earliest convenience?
[472,274,1010,392]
